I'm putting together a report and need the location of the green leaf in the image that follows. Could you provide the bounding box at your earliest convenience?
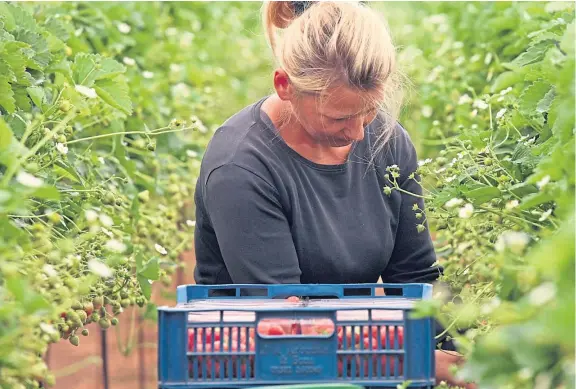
[44,18,70,42]
[464,186,502,205]
[0,116,14,151]
[0,76,16,113]
[52,164,81,184]
[0,58,16,83]
[2,41,31,85]
[519,191,554,210]
[94,76,133,115]
[135,251,144,272]
[509,182,538,198]
[4,4,38,33]
[5,276,25,302]
[545,2,574,13]
[26,86,45,108]
[13,29,51,70]
[519,80,552,116]
[536,87,555,113]
[137,275,152,300]
[490,71,523,93]
[560,20,574,57]
[73,53,98,86]
[32,185,61,201]
[13,86,31,111]
[138,257,160,280]
[512,41,553,67]
[94,57,126,81]
[0,3,16,31]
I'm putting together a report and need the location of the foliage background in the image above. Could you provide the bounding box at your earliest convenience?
[0,1,574,389]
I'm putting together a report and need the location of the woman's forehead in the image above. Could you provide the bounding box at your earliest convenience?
[314,86,381,115]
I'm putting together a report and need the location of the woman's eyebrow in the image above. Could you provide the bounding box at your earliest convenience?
[324,107,377,119]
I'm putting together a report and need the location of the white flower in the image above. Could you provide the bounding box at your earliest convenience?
[470,109,478,117]
[454,56,466,67]
[155,244,168,255]
[458,203,474,219]
[470,54,481,63]
[186,220,196,227]
[458,94,472,105]
[446,175,457,183]
[117,22,131,34]
[186,149,198,158]
[75,85,98,99]
[170,63,183,74]
[496,108,507,119]
[104,239,126,253]
[484,52,493,65]
[98,157,106,165]
[457,152,465,160]
[418,158,432,167]
[40,323,58,335]
[473,99,489,110]
[421,105,433,118]
[123,57,136,66]
[56,143,68,155]
[432,120,440,126]
[445,198,464,208]
[43,264,57,278]
[99,214,113,227]
[165,27,178,36]
[17,171,43,187]
[142,71,154,79]
[173,82,191,99]
[88,259,113,278]
[495,231,530,255]
[528,282,556,306]
[538,209,553,222]
[505,200,519,209]
[526,138,535,144]
[480,297,501,315]
[179,32,195,48]
[435,167,446,174]
[536,175,550,190]
[85,210,99,223]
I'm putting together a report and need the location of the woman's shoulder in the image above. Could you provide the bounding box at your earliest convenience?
[198,97,282,186]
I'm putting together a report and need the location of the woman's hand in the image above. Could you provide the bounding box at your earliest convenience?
[435,350,477,389]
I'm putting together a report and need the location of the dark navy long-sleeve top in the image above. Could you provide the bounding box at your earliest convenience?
[193,95,443,288]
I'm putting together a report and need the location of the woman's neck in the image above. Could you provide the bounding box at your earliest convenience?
[261,95,352,165]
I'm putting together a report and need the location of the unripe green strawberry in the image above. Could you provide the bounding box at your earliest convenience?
[83,302,94,316]
[93,296,104,309]
[82,329,89,336]
[120,299,130,308]
[99,318,111,329]
[111,318,119,326]
[76,310,87,324]
[69,335,79,346]
[45,374,56,387]
[91,312,100,322]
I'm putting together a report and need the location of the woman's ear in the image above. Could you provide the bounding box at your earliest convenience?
[273,68,295,101]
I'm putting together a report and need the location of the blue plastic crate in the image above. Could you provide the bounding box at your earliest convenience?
[157,283,436,389]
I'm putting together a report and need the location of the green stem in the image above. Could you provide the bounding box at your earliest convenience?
[1,111,77,186]
[65,127,189,145]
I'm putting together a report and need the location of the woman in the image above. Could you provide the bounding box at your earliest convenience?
[193,1,476,387]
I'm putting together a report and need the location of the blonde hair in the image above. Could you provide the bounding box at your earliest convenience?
[262,0,407,160]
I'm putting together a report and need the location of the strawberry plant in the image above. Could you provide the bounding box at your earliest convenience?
[380,2,575,388]
[0,2,271,388]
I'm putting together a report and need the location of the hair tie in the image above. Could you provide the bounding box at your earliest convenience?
[291,1,314,16]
